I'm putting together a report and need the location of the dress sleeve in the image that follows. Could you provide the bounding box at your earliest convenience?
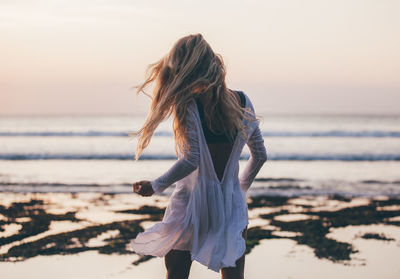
[239,96,268,192]
[150,103,200,194]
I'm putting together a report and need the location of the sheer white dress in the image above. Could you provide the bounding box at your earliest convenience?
[130,92,268,272]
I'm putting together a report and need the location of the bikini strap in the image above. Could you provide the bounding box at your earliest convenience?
[236,91,246,108]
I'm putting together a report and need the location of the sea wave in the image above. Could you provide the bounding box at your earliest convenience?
[262,130,400,137]
[0,130,399,137]
[1,153,400,161]
[1,179,399,188]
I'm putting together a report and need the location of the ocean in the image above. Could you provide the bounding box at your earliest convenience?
[0,114,399,197]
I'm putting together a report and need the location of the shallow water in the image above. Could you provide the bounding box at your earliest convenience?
[1,114,400,197]
[0,160,399,197]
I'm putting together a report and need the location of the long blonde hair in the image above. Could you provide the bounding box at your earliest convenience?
[131,33,258,160]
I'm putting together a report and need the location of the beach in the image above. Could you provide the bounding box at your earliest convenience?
[2,0,400,276]
[1,192,399,278]
[1,114,400,278]
[2,1,399,277]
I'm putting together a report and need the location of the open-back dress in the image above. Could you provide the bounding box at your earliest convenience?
[130,90,268,272]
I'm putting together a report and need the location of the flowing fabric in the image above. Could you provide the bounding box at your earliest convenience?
[130,92,267,272]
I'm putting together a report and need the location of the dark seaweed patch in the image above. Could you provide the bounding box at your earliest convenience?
[0,200,80,246]
[1,220,144,261]
[117,205,165,215]
[1,195,399,268]
[132,255,154,265]
[255,197,400,262]
[0,201,166,265]
[359,232,395,241]
[327,194,352,202]
[259,209,290,219]
[117,205,166,222]
[248,195,291,208]
[268,185,312,190]
[271,218,356,261]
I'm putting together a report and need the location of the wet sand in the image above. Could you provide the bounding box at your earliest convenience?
[1,192,399,278]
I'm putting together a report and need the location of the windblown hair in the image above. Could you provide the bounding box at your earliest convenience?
[131,33,258,160]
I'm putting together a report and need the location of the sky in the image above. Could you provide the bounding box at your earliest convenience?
[0,0,399,115]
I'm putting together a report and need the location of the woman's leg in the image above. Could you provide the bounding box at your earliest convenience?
[164,249,193,279]
[221,226,248,279]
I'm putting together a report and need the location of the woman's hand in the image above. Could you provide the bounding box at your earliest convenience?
[132,180,155,197]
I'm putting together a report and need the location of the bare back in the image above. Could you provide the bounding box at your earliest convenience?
[196,90,243,182]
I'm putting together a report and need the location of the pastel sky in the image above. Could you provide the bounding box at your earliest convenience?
[1,0,399,115]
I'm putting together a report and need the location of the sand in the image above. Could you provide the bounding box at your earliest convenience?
[0,192,399,278]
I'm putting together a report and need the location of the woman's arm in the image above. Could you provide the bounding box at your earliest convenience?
[150,103,200,194]
[239,125,268,192]
[239,94,268,192]
[150,157,198,194]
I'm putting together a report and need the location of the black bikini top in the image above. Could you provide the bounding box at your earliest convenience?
[195,90,246,143]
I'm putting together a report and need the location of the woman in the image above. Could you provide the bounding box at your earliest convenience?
[130,33,267,279]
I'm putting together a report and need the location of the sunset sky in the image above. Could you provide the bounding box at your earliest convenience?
[1,0,399,115]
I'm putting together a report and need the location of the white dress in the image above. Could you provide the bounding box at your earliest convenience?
[130,92,268,272]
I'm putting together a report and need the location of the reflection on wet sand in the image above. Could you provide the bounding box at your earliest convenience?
[0,193,399,277]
